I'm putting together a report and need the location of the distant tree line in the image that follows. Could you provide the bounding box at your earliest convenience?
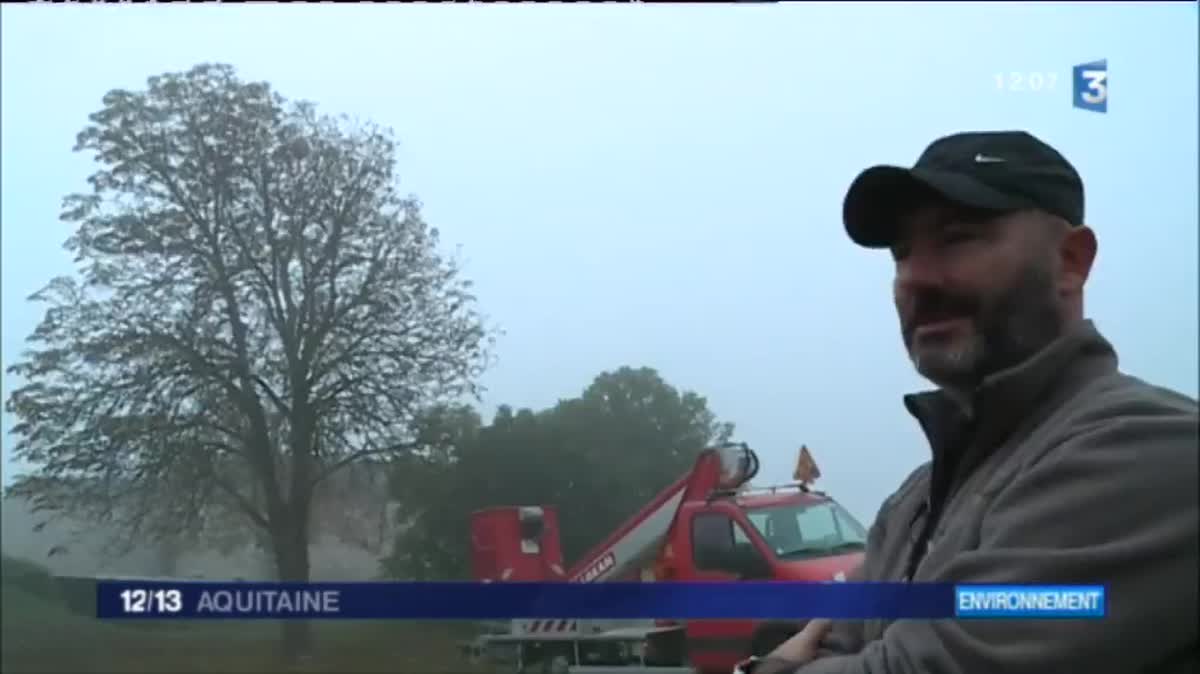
[384,365,733,580]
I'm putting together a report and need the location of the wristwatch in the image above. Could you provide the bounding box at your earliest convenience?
[733,655,804,674]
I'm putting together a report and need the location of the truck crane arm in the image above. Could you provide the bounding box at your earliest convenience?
[567,443,760,584]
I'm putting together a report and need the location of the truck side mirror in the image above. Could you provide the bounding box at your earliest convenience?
[731,546,772,580]
[738,555,772,580]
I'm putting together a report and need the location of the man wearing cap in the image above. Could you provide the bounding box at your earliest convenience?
[738,131,1198,674]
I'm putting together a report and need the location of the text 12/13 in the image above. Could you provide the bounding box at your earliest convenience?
[119,588,184,615]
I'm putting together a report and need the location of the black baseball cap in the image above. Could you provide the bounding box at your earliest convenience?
[842,130,1085,248]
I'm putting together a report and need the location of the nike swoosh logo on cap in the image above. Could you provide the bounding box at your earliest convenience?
[974,154,1006,163]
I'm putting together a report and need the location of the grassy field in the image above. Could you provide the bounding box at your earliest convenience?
[1,557,491,674]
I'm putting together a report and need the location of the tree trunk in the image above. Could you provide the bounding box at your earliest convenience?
[156,536,182,577]
[272,517,314,663]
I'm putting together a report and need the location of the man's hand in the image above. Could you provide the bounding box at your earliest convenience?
[770,619,832,663]
[744,619,833,674]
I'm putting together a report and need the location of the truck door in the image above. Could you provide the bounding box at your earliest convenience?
[689,510,772,581]
[683,509,771,674]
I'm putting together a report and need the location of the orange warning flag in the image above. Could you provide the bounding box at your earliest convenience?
[793,445,822,485]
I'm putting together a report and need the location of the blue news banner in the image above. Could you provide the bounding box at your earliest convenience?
[96,581,1106,621]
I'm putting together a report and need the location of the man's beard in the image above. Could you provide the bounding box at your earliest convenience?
[902,260,1066,393]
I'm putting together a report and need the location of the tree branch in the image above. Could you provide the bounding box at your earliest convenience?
[311,440,419,488]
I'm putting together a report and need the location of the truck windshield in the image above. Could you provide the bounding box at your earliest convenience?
[745,500,868,560]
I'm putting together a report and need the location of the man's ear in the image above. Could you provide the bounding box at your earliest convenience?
[1058,225,1098,294]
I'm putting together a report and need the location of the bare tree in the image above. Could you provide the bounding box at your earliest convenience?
[5,63,493,657]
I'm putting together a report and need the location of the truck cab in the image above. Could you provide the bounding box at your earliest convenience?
[467,444,868,674]
[665,488,866,673]
[677,488,866,582]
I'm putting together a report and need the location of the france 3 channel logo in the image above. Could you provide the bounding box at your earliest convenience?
[1073,59,1108,114]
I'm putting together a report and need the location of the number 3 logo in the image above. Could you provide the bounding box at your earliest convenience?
[1080,69,1108,105]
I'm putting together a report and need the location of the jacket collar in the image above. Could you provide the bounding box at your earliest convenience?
[903,319,1119,459]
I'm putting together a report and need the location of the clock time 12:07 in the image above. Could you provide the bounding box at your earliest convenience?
[994,71,1058,93]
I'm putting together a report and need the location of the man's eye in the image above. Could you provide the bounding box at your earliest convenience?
[941,228,974,244]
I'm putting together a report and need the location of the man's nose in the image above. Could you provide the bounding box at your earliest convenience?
[895,247,946,292]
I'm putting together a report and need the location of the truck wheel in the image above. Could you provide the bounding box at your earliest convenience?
[750,621,806,657]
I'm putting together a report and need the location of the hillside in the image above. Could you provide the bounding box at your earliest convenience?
[1,556,131,672]
[0,555,483,673]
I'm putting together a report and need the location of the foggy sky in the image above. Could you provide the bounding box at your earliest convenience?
[2,3,1197,523]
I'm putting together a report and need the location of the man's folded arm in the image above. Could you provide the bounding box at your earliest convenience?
[795,410,1199,674]
[812,470,919,660]
[815,561,866,657]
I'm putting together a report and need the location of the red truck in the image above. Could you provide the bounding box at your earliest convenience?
[466,443,867,674]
